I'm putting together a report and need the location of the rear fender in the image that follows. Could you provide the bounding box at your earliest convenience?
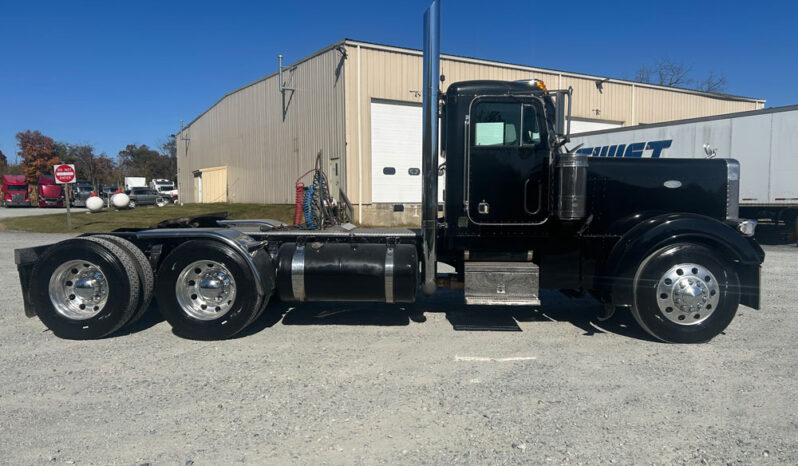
[603,213,764,309]
[135,228,273,297]
[15,245,56,317]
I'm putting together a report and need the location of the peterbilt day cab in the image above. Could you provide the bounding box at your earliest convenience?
[13,1,763,344]
[2,174,30,207]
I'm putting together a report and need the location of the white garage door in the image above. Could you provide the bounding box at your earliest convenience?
[371,101,443,203]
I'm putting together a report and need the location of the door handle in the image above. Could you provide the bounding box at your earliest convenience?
[523,179,543,215]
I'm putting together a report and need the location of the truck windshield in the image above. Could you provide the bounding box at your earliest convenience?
[7,185,27,190]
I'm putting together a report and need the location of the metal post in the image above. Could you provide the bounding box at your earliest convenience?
[420,0,440,296]
[65,184,72,230]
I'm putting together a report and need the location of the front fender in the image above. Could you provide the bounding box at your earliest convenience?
[603,213,764,309]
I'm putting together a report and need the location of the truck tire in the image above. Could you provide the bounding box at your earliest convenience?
[631,243,740,343]
[30,237,141,339]
[93,235,154,324]
[155,240,261,340]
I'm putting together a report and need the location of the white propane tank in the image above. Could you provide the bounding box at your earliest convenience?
[111,192,130,209]
[86,196,104,212]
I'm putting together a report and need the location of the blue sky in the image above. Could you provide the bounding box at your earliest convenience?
[1,0,796,163]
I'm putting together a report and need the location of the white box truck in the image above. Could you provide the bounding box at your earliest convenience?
[124,176,147,192]
[570,105,798,236]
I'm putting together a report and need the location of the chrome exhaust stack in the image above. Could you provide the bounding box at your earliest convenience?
[420,0,440,296]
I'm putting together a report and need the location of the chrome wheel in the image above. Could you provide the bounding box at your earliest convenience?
[175,260,237,321]
[656,263,720,325]
[48,260,109,320]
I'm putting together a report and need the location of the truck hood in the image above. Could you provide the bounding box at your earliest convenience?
[39,185,63,197]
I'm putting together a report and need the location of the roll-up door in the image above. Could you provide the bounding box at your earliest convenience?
[371,101,443,203]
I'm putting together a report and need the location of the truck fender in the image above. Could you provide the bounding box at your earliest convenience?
[135,228,274,298]
[602,213,763,309]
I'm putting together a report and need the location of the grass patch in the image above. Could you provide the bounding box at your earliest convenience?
[0,203,295,233]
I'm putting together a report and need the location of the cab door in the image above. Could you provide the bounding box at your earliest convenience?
[466,98,549,225]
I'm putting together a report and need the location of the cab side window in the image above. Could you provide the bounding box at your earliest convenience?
[472,101,543,147]
[472,102,521,146]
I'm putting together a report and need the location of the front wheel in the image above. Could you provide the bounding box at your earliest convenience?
[128,199,136,209]
[631,243,740,343]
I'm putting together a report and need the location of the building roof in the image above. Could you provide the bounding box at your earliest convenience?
[179,38,765,132]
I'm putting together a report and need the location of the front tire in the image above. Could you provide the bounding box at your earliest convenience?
[631,243,740,343]
[155,240,262,340]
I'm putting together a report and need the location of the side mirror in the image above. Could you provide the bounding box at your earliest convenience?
[553,87,573,138]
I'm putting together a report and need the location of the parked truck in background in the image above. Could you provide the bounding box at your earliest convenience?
[124,177,147,192]
[70,180,94,207]
[150,178,178,203]
[13,1,764,344]
[2,175,31,207]
[569,105,798,237]
[36,175,64,208]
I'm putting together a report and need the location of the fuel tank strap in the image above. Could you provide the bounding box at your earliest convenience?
[291,245,305,302]
[384,246,395,303]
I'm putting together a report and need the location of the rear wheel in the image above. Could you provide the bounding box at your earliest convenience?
[93,235,154,324]
[631,243,740,343]
[30,238,140,339]
[128,199,136,208]
[155,240,262,340]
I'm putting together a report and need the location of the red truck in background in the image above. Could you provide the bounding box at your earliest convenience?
[37,174,64,207]
[1,174,31,207]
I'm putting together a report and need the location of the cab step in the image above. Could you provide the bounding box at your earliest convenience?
[464,261,540,306]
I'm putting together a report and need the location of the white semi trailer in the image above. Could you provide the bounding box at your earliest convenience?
[569,105,798,235]
[124,176,147,191]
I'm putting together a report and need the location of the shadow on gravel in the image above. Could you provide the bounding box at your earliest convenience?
[233,288,659,342]
[109,288,656,341]
[114,303,165,337]
[754,223,797,245]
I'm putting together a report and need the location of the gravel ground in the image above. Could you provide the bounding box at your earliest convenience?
[0,206,86,219]
[0,231,795,465]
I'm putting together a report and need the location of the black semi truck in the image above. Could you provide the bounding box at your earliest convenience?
[14,1,763,343]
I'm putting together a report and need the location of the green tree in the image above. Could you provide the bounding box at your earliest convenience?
[93,155,116,186]
[160,135,177,182]
[118,144,174,181]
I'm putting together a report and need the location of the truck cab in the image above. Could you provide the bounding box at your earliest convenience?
[36,175,64,208]
[150,179,178,203]
[1,174,30,207]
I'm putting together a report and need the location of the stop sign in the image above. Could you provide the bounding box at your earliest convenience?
[54,164,76,184]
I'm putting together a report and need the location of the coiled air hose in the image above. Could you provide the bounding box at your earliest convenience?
[303,185,317,230]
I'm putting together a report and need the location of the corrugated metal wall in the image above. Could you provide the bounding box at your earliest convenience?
[342,41,764,207]
[176,46,347,204]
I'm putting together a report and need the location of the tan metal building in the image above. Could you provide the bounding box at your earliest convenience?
[177,39,765,224]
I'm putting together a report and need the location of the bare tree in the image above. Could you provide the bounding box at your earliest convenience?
[634,58,727,93]
[697,71,727,93]
[634,58,693,87]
